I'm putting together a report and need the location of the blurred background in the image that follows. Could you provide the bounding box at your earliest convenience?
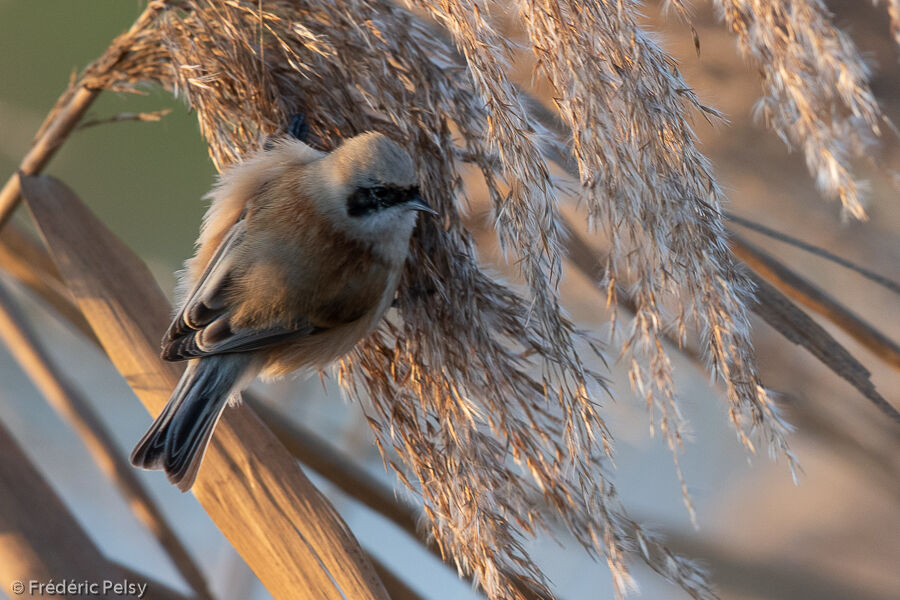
[0,1,898,599]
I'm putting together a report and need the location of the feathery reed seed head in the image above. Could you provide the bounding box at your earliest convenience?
[86,0,892,597]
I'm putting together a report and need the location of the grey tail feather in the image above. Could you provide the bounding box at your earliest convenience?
[130,354,252,492]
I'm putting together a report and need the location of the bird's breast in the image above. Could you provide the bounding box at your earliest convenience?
[228,213,395,331]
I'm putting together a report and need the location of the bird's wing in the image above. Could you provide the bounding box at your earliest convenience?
[160,216,318,361]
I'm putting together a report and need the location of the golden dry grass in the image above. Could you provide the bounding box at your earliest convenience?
[2,1,898,599]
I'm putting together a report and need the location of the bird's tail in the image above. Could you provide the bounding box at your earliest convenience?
[130,354,257,491]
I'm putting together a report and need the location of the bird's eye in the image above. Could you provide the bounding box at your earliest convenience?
[369,186,388,202]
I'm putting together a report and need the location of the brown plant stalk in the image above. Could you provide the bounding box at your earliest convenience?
[83,2,717,598]
[22,173,390,600]
[4,0,896,598]
[0,280,213,599]
[0,1,169,227]
[0,227,441,599]
[0,419,193,600]
[0,223,97,344]
[731,234,900,375]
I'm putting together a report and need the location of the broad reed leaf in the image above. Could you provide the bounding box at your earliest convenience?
[0,422,189,600]
[749,273,899,426]
[20,173,389,600]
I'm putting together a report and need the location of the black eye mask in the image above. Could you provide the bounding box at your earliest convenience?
[346,185,421,217]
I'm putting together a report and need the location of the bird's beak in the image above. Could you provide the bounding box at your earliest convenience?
[408,193,438,215]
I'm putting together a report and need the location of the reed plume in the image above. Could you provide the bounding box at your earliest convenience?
[74,0,892,597]
[713,0,886,220]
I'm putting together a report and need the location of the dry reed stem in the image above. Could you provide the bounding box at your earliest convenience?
[732,234,900,373]
[746,273,900,429]
[0,1,168,228]
[0,226,441,599]
[251,398,544,600]
[727,213,900,297]
[82,2,717,597]
[0,420,193,600]
[7,0,894,597]
[0,280,213,600]
[0,215,700,600]
[368,555,426,600]
[0,223,98,344]
[248,398,423,538]
[113,562,200,600]
[0,83,99,228]
[78,108,172,129]
[21,174,390,600]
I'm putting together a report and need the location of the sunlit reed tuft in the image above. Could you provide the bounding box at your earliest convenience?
[82,0,892,597]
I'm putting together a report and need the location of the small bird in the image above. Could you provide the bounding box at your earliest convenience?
[130,127,433,491]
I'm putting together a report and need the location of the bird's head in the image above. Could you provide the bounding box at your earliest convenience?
[317,132,434,256]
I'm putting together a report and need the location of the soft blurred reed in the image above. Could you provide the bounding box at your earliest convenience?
[4,1,898,599]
